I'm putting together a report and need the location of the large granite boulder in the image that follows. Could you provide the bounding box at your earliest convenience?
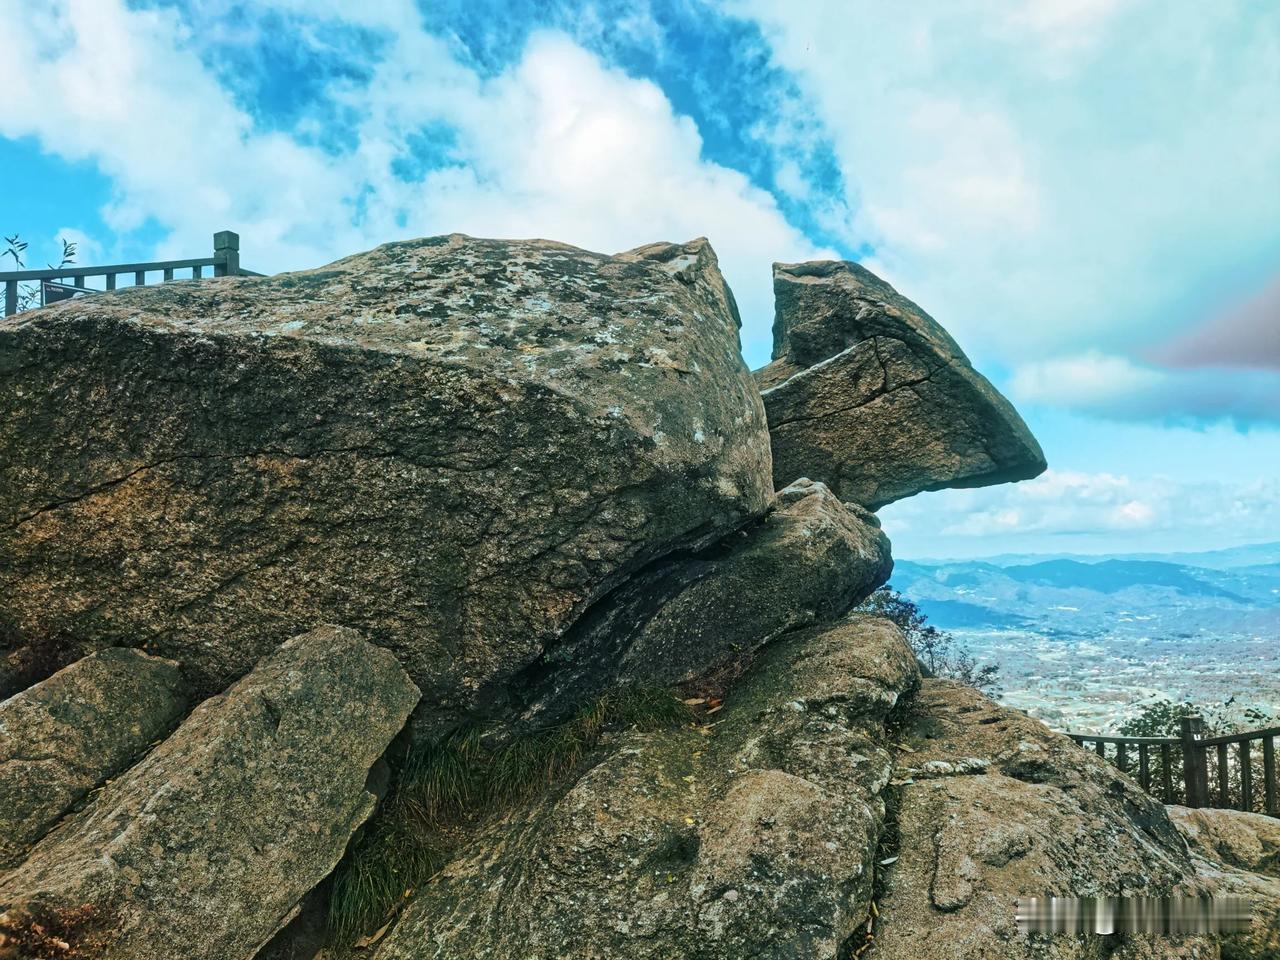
[374,616,920,960]
[516,478,892,725]
[0,647,188,869]
[755,261,1046,508]
[0,235,772,726]
[0,625,419,960]
[871,680,1211,959]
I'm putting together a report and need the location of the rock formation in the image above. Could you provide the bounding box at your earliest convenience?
[0,648,188,869]
[0,235,771,730]
[376,616,918,960]
[871,681,1202,957]
[755,260,1046,508]
[1168,805,1280,958]
[0,235,1264,960]
[0,626,418,960]
[516,478,892,726]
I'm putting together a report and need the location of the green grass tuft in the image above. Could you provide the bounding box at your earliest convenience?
[326,686,693,941]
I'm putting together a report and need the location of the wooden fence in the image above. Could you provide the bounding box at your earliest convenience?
[1,231,261,317]
[1069,717,1279,816]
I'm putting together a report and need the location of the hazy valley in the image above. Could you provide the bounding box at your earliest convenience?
[890,542,1280,734]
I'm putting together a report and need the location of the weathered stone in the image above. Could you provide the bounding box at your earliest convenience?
[755,260,1046,508]
[1169,805,1280,959]
[516,478,892,725]
[0,235,772,728]
[0,625,419,960]
[0,647,188,869]
[1168,804,1280,876]
[872,680,1212,959]
[374,616,919,960]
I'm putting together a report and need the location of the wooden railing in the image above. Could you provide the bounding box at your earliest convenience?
[1069,717,1279,816]
[1,230,262,317]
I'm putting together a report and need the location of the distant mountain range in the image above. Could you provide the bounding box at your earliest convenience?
[890,545,1280,636]
[889,542,1280,732]
[911,539,1280,571]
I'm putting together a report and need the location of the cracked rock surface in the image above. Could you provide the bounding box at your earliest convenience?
[754,260,1046,508]
[0,647,188,869]
[874,680,1216,959]
[0,235,772,726]
[516,478,892,726]
[0,625,419,960]
[373,615,919,960]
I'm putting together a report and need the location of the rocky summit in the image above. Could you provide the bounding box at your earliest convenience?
[0,235,1274,960]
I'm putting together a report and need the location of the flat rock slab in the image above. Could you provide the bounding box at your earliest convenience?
[755,260,1045,508]
[374,616,919,960]
[0,625,419,960]
[518,477,892,724]
[0,647,188,869]
[0,235,772,728]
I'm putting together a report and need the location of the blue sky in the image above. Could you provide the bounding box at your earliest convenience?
[2,0,1278,557]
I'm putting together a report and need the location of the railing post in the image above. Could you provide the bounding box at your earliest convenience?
[1181,717,1208,808]
[213,230,240,277]
[4,280,16,317]
[1240,739,1253,812]
[1265,735,1277,816]
[1161,743,1174,802]
[1218,742,1230,807]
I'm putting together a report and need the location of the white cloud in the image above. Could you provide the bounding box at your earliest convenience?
[728,0,1280,373]
[0,2,826,363]
[1003,0,1134,56]
[51,226,101,265]
[1010,351,1280,424]
[880,468,1280,556]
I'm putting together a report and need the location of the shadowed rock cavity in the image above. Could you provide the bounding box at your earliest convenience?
[515,478,892,726]
[755,260,1047,508]
[0,235,772,731]
[0,625,419,960]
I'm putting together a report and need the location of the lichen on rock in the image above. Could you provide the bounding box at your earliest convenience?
[1,232,1236,960]
[0,647,188,869]
[0,235,772,732]
[0,625,419,960]
[373,616,920,960]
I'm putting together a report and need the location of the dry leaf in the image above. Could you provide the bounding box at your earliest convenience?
[354,920,392,948]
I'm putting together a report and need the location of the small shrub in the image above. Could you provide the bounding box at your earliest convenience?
[3,233,77,313]
[858,587,1001,695]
